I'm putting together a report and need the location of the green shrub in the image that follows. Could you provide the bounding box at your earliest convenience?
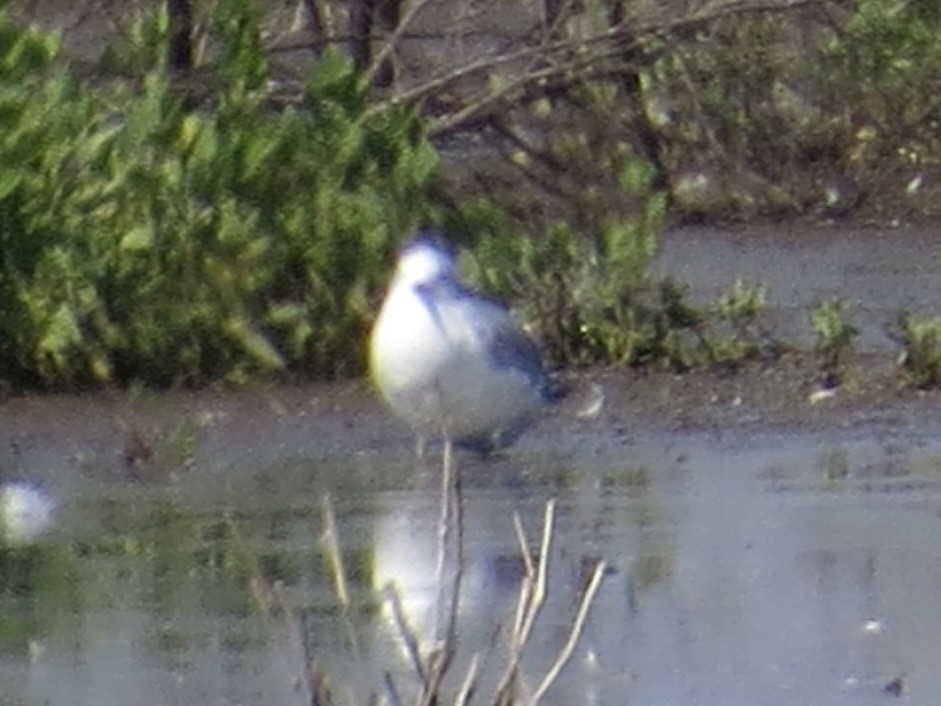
[896,313,941,389]
[811,298,858,386]
[0,0,436,387]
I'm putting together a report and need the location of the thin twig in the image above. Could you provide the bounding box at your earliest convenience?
[528,559,607,706]
[320,494,361,657]
[425,44,642,137]
[363,0,438,86]
[361,0,827,133]
[420,436,464,706]
[432,437,455,642]
[510,512,535,640]
[443,439,465,649]
[513,511,535,577]
[454,652,481,706]
[382,670,404,706]
[492,500,557,705]
[321,494,350,609]
[383,582,428,682]
[517,500,555,646]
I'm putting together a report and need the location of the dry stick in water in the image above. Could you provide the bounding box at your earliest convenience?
[432,437,455,641]
[321,494,361,655]
[382,670,404,706]
[528,558,607,706]
[383,583,428,683]
[454,652,481,706]
[441,438,465,648]
[420,436,464,706]
[234,515,336,706]
[492,501,557,705]
[322,494,350,609]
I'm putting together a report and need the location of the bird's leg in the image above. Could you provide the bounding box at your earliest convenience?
[433,436,453,643]
[424,435,463,700]
[431,380,463,652]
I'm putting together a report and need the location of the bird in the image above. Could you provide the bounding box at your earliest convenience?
[370,229,549,455]
[0,480,54,546]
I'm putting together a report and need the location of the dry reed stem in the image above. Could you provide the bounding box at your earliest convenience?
[454,652,481,706]
[513,512,535,576]
[383,670,404,706]
[442,440,465,648]
[432,438,455,642]
[492,500,557,706]
[508,513,535,644]
[382,583,428,682]
[420,436,464,706]
[528,558,607,706]
[321,494,350,609]
[321,494,361,656]
[311,459,605,706]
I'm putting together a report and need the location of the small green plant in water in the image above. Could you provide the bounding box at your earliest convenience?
[700,280,772,368]
[896,313,941,389]
[811,298,858,386]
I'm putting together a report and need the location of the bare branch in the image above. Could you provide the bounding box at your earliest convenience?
[529,559,607,706]
[321,494,350,610]
[361,0,827,135]
[382,583,428,682]
[382,670,404,706]
[454,652,481,706]
[421,437,464,706]
[492,500,557,705]
[363,0,438,86]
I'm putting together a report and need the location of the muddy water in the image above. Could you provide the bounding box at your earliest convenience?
[657,223,941,352]
[2,225,941,705]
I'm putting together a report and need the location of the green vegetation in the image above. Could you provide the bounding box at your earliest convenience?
[0,0,434,388]
[896,313,941,389]
[811,298,859,386]
[642,0,941,217]
[0,0,938,388]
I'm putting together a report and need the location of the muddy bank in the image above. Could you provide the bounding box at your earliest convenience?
[0,351,934,487]
[0,222,937,475]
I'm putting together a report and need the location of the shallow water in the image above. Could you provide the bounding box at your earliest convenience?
[3,224,941,705]
[656,223,941,353]
[1,386,940,705]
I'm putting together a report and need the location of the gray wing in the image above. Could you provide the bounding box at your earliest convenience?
[417,277,549,395]
[487,317,549,395]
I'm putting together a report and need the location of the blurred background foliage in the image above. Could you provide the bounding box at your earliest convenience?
[0,0,939,387]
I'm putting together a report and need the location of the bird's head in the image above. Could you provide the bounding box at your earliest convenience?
[394,229,458,286]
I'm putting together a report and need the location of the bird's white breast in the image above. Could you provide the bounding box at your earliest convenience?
[370,281,542,444]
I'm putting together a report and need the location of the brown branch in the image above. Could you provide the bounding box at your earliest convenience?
[382,583,428,682]
[363,0,438,86]
[426,44,641,137]
[492,501,556,706]
[528,559,607,706]
[454,652,481,706]
[420,437,465,706]
[363,0,827,134]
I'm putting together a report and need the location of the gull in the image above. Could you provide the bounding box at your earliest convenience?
[370,229,549,455]
[0,480,54,546]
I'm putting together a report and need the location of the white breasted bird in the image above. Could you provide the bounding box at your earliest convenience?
[370,230,549,454]
[0,480,55,546]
